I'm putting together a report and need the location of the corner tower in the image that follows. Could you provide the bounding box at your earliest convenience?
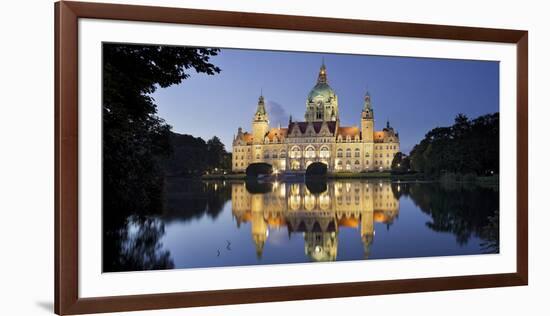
[252,94,269,145]
[361,91,374,142]
[305,61,339,122]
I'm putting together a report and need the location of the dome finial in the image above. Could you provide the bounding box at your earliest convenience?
[317,58,327,84]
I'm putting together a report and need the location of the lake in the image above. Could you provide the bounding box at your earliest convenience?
[103,178,499,272]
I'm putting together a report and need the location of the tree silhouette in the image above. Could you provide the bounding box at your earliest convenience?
[409,113,499,177]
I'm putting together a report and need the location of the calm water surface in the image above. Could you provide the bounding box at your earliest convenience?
[104,178,499,271]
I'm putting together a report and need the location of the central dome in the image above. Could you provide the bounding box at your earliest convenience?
[305,61,340,122]
[308,82,336,102]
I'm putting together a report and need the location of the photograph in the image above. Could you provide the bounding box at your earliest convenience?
[102,43,500,272]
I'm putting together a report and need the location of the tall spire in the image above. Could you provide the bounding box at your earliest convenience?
[317,59,327,84]
[254,94,268,121]
[364,90,372,111]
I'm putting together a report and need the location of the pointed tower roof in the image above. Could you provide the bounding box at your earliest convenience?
[363,90,373,111]
[317,58,328,84]
[254,94,268,121]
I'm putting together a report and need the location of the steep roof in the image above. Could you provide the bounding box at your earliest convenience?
[288,121,337,135]
[374,130,399,143]
[337,126,360,138]
[266,128,288,141]
[242,132,253,144]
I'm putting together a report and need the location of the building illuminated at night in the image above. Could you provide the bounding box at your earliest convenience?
[232,62,400,172]
[231,181,400,261]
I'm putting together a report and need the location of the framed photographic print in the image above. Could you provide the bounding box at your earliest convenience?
[55,1,528,315]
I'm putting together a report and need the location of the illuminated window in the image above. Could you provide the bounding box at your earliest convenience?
[305,147,316,158]
[320,146,330,158]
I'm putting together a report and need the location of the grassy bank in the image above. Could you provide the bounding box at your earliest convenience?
[201,173,247,180]
[328,172,391,179]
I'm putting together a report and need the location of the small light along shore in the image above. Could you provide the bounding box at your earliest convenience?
[200,172,498,185]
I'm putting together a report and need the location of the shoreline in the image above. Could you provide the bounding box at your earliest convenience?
[198,173,498,184]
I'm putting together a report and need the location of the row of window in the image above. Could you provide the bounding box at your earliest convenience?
[236,149,395,161]
[374,153,393,158]
[375,145,398,150]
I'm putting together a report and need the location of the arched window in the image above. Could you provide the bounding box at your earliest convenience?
[280,150,286,158]
[305,146,316,158]
[355,160,360,165]
[320,146,330,158]
[346,148,351,157]
[355,148,360,157]
[337,148,343,158]
[272,151,278,158]
[290,146,301,158]
[264,151,270,159]
[365,152,370,158]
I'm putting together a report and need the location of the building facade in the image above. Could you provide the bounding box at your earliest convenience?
[231,181,400,260]
[232,62,400,173]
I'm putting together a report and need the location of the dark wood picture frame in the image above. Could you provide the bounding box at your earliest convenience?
[54,1,528,314]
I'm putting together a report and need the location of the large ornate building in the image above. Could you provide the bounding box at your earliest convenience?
[232,62,400,173]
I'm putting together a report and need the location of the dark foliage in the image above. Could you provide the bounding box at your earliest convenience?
[409,113,499,177]
[161,133,231,176]
[246,163,273,178]
[102,43,221,271]
[391,152,411,171]
[306,162,328,176]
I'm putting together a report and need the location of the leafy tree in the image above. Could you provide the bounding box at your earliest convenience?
[391,152,410,171]
[161,133,232,176]
[246,163,273,178]
[409,113,499,177]
[103,44,221,215]
[102,44,221,271]
[206,136,227,171]
[306,162,328,176]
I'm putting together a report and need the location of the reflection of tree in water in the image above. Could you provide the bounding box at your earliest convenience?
[400,182,499,250]
[480,210,499,253]
[162,178,231,222]
[104,214,174,272]
[103,179,231,272]
[113,216,173,271]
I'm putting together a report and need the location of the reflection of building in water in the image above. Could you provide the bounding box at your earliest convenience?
[231,181,399,261]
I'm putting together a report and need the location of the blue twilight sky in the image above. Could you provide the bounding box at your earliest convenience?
[152,48,499,154]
